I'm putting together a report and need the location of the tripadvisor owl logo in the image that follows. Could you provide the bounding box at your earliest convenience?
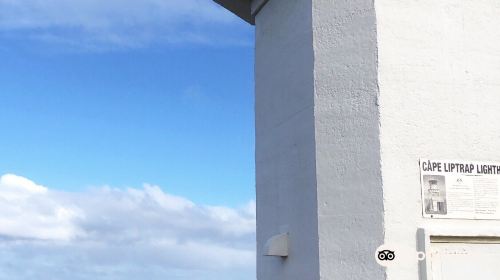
[377,250,395,261]
[375,244,426,267]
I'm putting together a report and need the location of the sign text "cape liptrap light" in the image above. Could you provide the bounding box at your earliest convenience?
[421,160,500,175]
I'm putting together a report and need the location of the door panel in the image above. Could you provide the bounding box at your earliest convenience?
[430,242,500,280]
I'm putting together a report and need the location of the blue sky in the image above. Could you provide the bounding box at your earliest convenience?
[0,1,255,279]
[0,1,254,206]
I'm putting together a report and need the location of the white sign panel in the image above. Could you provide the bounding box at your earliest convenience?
[420,159,500,220]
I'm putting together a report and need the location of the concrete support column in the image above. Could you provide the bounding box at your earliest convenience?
[255,0,319,279]
[313,0,384,279]
[255,0,384,279]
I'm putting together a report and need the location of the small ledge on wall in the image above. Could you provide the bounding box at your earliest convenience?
[263,232,289,257]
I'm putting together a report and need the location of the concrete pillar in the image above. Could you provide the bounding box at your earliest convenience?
[255,0,384,279]
[215,0,500,279]
[255,0,320,278]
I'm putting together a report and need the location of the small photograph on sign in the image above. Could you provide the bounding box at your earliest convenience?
[422,175,447,215]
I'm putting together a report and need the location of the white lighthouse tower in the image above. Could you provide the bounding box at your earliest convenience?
[214,1,500,279]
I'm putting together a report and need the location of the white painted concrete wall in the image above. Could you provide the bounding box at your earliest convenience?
[376,1,500,279]
[255,0,319,279]
[312,0,385,279]
[255,0,385,279]
[252,0,500,279]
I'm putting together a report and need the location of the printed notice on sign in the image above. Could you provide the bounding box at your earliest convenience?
[420,159,500,220]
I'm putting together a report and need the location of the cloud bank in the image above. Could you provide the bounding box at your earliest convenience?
[0,0,253,50]
[0,174,256,280]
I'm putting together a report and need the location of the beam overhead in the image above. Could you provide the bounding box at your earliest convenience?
[213,0,254,24]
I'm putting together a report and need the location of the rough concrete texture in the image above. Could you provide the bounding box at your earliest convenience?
[255,0,319,279]
[376,1,500,279]
[312,0,385,279]
[255,0,384,279]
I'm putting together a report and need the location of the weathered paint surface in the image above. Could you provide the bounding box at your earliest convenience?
[377,1,500,279]
[312,0,385,279]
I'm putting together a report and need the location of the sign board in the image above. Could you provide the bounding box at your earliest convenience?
[420,159,500,220]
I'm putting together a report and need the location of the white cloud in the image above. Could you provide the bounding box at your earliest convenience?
[0,174,47,198]
[0,174,256,280]
[0,0,253,50]
[0,174,82,241]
